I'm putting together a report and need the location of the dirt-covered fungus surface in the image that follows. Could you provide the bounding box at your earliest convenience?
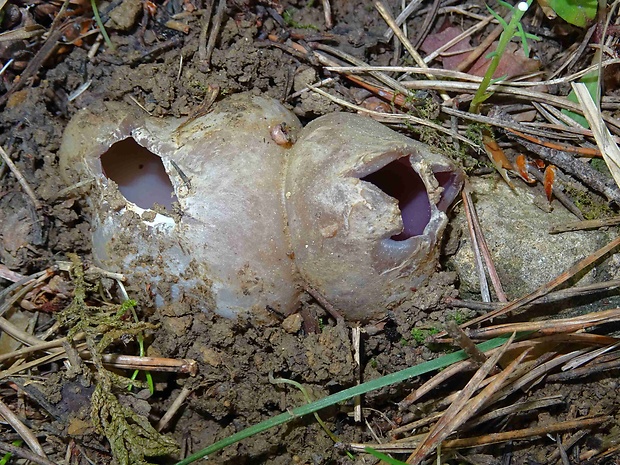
[2,0,620,464]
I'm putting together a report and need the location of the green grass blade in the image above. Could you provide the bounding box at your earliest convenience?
[364,447,408,464]
[174,335,515,465]
[90,0,115,51]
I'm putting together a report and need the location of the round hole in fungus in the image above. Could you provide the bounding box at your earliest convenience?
[100,137,178,210]
[361,157,431,241]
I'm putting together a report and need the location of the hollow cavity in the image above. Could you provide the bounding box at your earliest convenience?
[362,157,430,240]
[100,138,177,210]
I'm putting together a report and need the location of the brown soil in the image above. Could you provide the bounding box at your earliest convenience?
[1,0,619,464]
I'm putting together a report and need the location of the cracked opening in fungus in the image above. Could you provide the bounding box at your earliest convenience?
[362,157,460,241]
[362,157,429,241]
[100,138,177,210]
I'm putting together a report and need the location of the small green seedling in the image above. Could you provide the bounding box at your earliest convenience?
[469,0,540,114]
[0,440,23,465]
[122,299,155,394]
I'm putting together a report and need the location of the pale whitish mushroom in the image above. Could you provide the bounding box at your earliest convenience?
[58,93,463,321]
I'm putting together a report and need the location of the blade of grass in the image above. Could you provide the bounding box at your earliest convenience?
[90,0,114,51]
[174,335,516,465]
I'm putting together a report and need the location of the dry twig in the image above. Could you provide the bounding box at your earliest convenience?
[0,398,48,460]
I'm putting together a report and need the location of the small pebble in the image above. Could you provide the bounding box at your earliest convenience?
[281,313,303,333]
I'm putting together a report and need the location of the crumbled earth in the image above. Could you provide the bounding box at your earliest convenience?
[1,0,620,464]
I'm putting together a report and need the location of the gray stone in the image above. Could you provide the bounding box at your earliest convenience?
[449,176,618,300]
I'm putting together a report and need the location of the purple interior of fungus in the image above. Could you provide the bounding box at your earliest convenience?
[362,158,430,241]
[100,138,177,210]
[362,157,460,241]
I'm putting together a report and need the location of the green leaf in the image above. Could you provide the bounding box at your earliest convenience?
[497,0,516,10]
[562,70,599,128]
[486,4,509,28]
[548,0,597,27]
[490,75,508,85]
[515,23,530,56]
[364,447,408,464]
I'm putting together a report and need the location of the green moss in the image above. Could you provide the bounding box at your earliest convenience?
[283,9,320,30]
[410,327,440,345]
[564,185,615,220]
[447,310,471,325]
[59,254,178,465]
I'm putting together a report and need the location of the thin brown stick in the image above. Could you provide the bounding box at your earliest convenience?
[550,215,620,233]
[463,187,508,302]
[93,353,198,375]
[444,415,610,449]
[391,411,443,437]
[352,416,610,453]
[462,396,564,430]
[157,385,193,432]
[0,337,74,362]
[0,345,85,380]
[0,145,41,210]
[202,0,225,70]
[406,334,517,464]
[375,0,424,69]
[447,279,620,312]
[397,357,476,411]
[321,0,332,29]
[467,308,620,339]
[456,21,504,72]
[0,264,25,283]
[485,350,588,405]
[0,398,48,459]
[198,0,214,62]
[413,0,439,49]
[462,188,490,301]
[546,354,620,382]
[440,236,620,334]
[374,0,448,101]
[0,440,56,465]
[383,0,423,41]
[305,285,344,321]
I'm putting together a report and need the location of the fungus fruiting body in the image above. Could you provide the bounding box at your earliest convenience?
[58,93,463,320]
